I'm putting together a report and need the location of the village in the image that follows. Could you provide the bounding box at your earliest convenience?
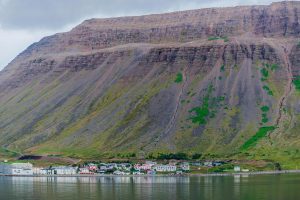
[0,160,247,176]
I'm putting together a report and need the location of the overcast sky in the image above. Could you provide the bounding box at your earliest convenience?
[0,0,285,69]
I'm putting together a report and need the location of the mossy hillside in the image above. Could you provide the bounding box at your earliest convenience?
[12,95,84,149]
[219,107,240,138]
[17,78,132,151]
[259,63,284,99]
[188,85,225,125]
[240,141,300,170]
[1,53,297,165]
[0,81,40,119]
[174,73,208,150]
[0,79,65,148]
[31,81,133,156]
[198,106,242,155]
[255,63,283,126]
[0,148,20,159]
[237,63,281,152]
[33,75,174,158]
[176,85,231,153]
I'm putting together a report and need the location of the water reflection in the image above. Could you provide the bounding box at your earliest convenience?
[0,174,299,200]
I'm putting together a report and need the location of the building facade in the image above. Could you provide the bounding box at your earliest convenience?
[153,165,177,172]
[0,163,33,175]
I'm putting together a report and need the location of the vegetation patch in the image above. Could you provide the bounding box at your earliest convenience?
[220,65,225,72]
[261,113,268,123]
[262,85,273,96]
[208,164,234,173]
[188,86,225,125]
[147,152,202,160]
[174,72,183,83]
[208,36,228,42]
[116,152,136,158]
[0,148,20,158]
[260,105,269,123]
[261,106,270,112]
[188,85,213,125]
[241,126,276,151]
[191,92,196,97]
[293,76,300,91]
[260,68,269,79]
[264,63,279,71]
[189,96,210,125]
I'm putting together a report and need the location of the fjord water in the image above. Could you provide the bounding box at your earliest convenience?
[0,174,299,200]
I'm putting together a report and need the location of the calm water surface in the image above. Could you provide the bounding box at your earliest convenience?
[0,174,299,200]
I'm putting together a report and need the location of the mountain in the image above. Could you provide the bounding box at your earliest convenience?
[1,1,300,163]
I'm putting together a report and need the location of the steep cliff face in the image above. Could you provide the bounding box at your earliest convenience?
[14,1,300,57]
[0,1,300,161]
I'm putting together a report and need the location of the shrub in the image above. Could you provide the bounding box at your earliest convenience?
[192,153,202,159]
[262,85,273,96]
[293,76,300,91]
[208,36,220,41]
[156,152,188,160]
[261,106,270,112]
[208,164,234,173]
[260,68,269,78]
[220,65,225,72]
[261,113,268,123]
[208,36,228,42]
[175,73,183,83]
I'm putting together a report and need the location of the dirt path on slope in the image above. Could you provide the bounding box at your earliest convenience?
[165,68,188,134]
[154,67,189,147]
[275,46,293,127]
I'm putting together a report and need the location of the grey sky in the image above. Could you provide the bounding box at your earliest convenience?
[0,0,285,69]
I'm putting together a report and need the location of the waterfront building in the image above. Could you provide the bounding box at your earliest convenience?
[0,162,33,175]
[79,168,92,174]
[153,164,177,172]
[33,167,43,175]
[134,163,153,171]
[180,162,190,171]
[52,166,77,175]
[234,166,241,172]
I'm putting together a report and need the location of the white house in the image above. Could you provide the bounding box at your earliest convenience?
[79,168,93,174]
[180,162,190,171]
[33,167,43,175]
[145,161,157,165]
[115,163,132,171]
[0,163,33,175]
[234,166,241,172]
[134,164,153,171]
[40,168,55,175]
[52,166,77,175]
[153,165,177,172]
[113,170,130,175]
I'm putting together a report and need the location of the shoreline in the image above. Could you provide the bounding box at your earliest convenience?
[1,170,300,178]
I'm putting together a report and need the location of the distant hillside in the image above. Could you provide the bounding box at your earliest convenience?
[0,1,300,166]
